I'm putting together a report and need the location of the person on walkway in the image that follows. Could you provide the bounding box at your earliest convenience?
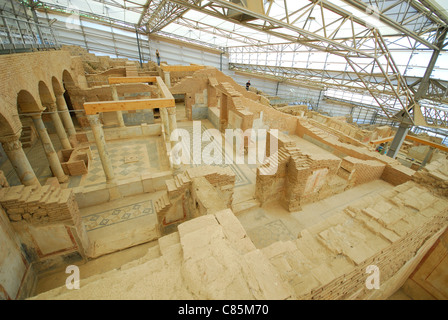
[156,49,160,66]
[246,80,251,91]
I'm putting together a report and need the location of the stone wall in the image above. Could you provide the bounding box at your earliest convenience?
[296,118,415,186]
[0,50,83,138]
[338,157,386,187]
[256,144,345,212]
[0,184,89,275]
[0,205,36,300]
[30,181,448,300]
[156,166,235,235]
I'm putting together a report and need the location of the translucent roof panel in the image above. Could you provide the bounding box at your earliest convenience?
[39,0,145,24]
[166,10,286,47]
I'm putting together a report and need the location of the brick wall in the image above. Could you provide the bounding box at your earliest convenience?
[0,51,80,137]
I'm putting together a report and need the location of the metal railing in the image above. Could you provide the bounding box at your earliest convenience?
[0,12,59,54]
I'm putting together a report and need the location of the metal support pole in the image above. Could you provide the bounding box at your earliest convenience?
[31,5,44,47]
[387,27,447,159]
[79,17,89,52]
[386,123,409,159]
[418,147,435,170]
[136,28,143,67]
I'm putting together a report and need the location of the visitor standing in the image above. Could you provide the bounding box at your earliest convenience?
[246,80,251,91]
[156,49,160,66]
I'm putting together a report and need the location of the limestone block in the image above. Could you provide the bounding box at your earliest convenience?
[235,237,257,254]
[261,241,298,259]
[162,243,182,265]
[310,263,337,286]
[291,273,321,297]
[158,231,180,255]
[378,208,404,226]
[180,224,224,262]
[177,214,218,238]
[214,209,247,242]
[243,249,294,300]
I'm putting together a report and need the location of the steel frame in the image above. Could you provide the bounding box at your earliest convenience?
[18,0,448,128]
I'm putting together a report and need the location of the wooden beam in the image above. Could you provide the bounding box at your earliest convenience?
[107,76,174,100]
[161,65,206,72]
[371,135,448,152]
[108,76,157,84]
[158,79,174,100]
[84,98,175,115]
[370,136,395,145]
[405,135,448,153]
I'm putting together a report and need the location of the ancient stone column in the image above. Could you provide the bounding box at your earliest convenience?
[167,107,178,148]
[32,114,68,183]
[111,85,125,127]
[56,93,76,137]
[49,103,72,150]
[160,107,170,139]
[163,71,171,88]
[87,114,115,183]
[167,106,180,170]
[0,137,40,186]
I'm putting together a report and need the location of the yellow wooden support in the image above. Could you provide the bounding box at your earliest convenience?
[161,65,206,72]
[108,76,157,84]
[84,98,175,115]
[85,76,175,115]
[371,134,448,152]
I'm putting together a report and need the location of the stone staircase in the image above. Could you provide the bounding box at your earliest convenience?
[257,147,290,176]
[19,125,34,149]
[154,193,170,215]
[154,172,191,229]
[30,209,296,300]
[287,146,312,168]
[165,172,191,199]
[30,181,448,300]
[125,62,139,77]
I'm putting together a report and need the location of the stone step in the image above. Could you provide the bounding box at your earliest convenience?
[113,244,162,272]
[165,179,177,193]
[231,198,260,215]
[174,175,183,188]
[179,173,191,185]
[158,231,180,256]
[155,193,171,213]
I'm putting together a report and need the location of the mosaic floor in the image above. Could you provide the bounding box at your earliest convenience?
[177,122,253,188]
[239,180,395,249]
[246,217,296,248]
[72,137,169,188]
[82,199,155,232]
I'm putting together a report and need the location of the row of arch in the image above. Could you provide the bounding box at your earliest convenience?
[17,70,76,113]
[0,68,80,186]
[0,69,77,139]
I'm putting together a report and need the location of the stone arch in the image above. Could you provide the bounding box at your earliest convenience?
[38,81,55,108]
[17,90,41,113]
[51,76,64,96]
[0,112,15,137]
[61,69,77,114]
[62,70,76,89]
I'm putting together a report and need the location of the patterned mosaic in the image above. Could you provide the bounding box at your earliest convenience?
[247,219,295,249]
[80,138,165,187]
[82,199,155,232]
[178,124,252,187]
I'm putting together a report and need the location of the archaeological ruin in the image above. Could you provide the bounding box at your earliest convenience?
[0,0,447,302]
